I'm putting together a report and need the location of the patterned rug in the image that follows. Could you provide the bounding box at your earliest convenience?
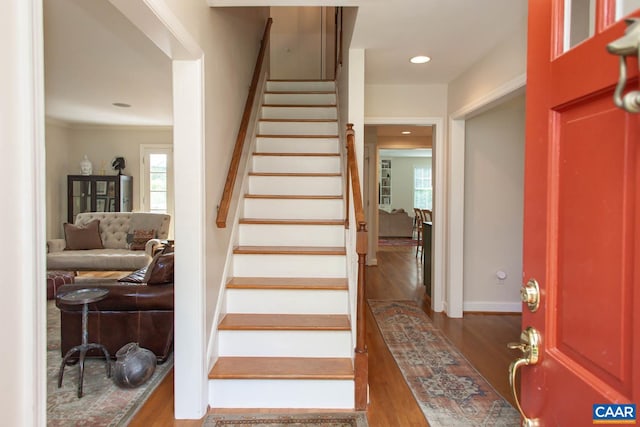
[204,412,368,426]
[47,300,173,426]
[378,238,418,246]
[369,300,520,427]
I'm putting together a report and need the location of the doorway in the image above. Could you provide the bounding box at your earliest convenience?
[462,94,525,312]
[364,118,445,312]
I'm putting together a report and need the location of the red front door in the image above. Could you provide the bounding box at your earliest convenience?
[522,0,640,425]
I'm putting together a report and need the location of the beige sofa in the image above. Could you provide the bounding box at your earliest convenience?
[378,209,414,238]
[47,212,171,271]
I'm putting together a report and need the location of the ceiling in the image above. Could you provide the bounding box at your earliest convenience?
[351,0,528,84]
[43,0,172,126]
[376,125,432,138]
[43,0,527,126]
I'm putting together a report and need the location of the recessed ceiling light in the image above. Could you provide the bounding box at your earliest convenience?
[401,131,412,135]
[410,55,431,64]
[112,102,131,108]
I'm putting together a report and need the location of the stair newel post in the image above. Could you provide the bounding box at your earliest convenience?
[354,224,368,410]
[345,123,368,410]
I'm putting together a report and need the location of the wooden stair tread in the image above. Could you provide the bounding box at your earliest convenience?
[268,79,335,82]
[253,152,339,157]
[209,357,354,380]
[256,134,339,139]
[240,218,344,225]
[244,194,342,200]
[249,172,341,177]
[262,104,337,108]
[227,277,348,290]
[219,313,350,330]
[259,119,337,123]
[265,91,335,95]
[233,246,346,255]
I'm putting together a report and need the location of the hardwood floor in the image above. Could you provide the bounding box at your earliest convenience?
[129,244,521,426]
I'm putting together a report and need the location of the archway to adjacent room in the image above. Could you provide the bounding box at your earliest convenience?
[364,117,444,313]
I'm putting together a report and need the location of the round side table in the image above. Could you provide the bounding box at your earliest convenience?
[57,288,111,398]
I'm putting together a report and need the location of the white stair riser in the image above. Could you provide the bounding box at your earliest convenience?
[244,198,343,219]
[226,289,348,314]
[253,156,341,174]
[239,224,344,246]
[256,137,339,154]
[264,93,336,105]
[258,121,338,136]
[233,254,346,278]
[262,106,337,120]
[218,331,351,357]
[248,176,342,196]
[266,81,336,92]
[209,379,354,409]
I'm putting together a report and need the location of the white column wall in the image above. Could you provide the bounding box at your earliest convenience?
[0,0,46,425]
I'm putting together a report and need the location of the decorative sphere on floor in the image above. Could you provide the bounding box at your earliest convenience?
[112,343,157,388]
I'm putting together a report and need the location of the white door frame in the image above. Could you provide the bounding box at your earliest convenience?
[109,0,207,419]
[364,116,445,313]
[447,74,526,318]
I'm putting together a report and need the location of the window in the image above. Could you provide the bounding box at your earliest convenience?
[149,154,168,213]
[140,144,173,217]
[414,167,432,210]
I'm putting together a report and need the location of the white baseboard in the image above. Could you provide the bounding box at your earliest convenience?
[463,301,522,313]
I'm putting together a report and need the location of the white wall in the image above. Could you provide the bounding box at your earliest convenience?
[447,17,527,115]
[44,122,173,238]
[380,156,431,214]
[463,95,525,312]
[270,7,332,80]
[45,120,70,239]
[153,2,269,417]
[2,0,47,424]
[336,7,357,132]
[365,83,447,118]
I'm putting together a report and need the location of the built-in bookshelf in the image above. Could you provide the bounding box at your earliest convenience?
[379,159,391,209]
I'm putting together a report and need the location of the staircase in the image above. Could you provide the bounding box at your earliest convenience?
[208,80,356,409]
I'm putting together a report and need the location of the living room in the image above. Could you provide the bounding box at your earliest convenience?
[43,1,179,422]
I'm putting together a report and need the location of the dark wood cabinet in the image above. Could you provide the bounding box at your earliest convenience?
[67,175,133,223]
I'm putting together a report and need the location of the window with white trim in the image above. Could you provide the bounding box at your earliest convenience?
[140,145,173,218]
[414,167,432,210]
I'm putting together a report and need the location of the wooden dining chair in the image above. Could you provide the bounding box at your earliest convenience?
[414,208,425,258]
[422,209,432,222]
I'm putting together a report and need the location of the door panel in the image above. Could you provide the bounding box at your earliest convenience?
[557,94,635,390]
[523,0,640,424]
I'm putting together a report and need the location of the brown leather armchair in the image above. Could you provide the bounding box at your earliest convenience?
[55,281,174,363]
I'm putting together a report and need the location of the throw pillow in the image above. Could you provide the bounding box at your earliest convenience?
[130,229,156,251]
[143,252,174,285]
[64,219,103,250]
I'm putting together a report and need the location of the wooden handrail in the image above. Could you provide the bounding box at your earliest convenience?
[216,18,273,228]
[345,123,368,411]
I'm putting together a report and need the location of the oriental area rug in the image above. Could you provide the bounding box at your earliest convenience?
[204,412,368,426]
[369,300,520,427]
[46,300,173,426]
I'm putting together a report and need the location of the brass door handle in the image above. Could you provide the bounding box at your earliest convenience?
[520,279,540,313]
[606,18,640,113]
[507,327,541,427]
